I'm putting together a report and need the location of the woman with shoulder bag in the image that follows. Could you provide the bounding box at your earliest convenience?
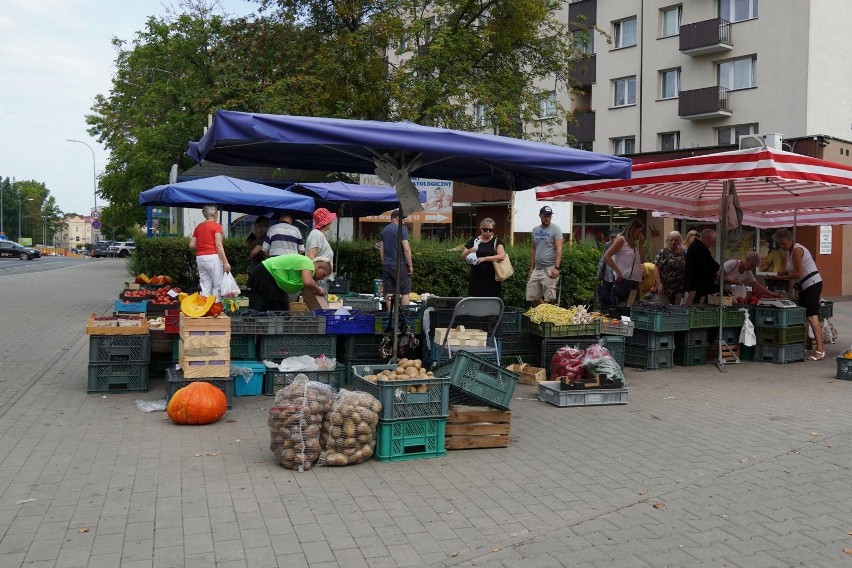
[603,218,645,305]
[459,218,506,297]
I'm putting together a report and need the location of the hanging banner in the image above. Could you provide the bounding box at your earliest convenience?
[819,225,832,254]
[358,175,453,223]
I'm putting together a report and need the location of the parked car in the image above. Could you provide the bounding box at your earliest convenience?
[0,240,42,260]
[91,240,114,258]
[107,241,135,258]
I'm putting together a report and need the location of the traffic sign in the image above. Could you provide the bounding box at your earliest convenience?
[91,210,101,220]
[91,220,102,229]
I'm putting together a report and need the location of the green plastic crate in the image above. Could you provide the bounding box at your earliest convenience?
[755,325,806,345]
[679,306,720,329]
[522,316,600,338]
[819,301,834,320]
[673,346,707,366]
[710,326,742,346]
[754,306,806,327]
[674,329,709,349]
[430,351,519,410]
[375,418,446,462]
[629,308,690,332]
[540,337,625,377]
[259,335,337,359]
[722,309,746,327]
[229,334,257,360]
[88,363,149,393]
[351,364,450,420]
[624,346,674,370]
[740,345,755,361]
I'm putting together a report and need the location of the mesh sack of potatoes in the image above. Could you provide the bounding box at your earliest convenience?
[318,389,382,466]
[268,375,334,471]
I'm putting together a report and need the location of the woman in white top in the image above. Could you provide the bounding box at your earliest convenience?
[721,252,777,301]
[603,218,645,306]
[306,208,337,291]
[773,229,824,360]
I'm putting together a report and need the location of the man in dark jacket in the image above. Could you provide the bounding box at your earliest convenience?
[683,228,719,304]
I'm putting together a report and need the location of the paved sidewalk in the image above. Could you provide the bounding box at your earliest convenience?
[1,261,851,567]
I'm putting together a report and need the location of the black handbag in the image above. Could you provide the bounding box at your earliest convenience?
[378,316,420,359]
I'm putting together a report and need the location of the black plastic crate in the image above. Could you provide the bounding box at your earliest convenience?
[88,335,150,364]
[709,326,742,346]
[165,368,233,408]
[675,328,710,349]
[626,330,675,349]
[88,363,149,393]
[501,331,542,355]
[624,346,674,370]
[673,346,707,367]
[264,364,344,395]
[497,307,525,333]
[259,335,337,360]
[754,342,806,364]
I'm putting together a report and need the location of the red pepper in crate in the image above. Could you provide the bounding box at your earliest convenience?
[551,346,585,381]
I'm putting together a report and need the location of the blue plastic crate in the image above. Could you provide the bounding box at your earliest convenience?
[315,309,375,334]
[114,300,148,314]
[231,361,267,396]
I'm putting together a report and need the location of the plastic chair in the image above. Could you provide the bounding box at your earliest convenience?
[439,297,504,362]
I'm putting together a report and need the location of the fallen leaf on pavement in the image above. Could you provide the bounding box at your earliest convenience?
[653,502,666,510]
[450,552,459,557]
[847,531,852,536]
[226,419,237,423]
[811,432,819,436]
[843,548,852,555]
[492,548,501,552]
[15,498,35,505]
[206,452,218,457]
[78,528,89,533]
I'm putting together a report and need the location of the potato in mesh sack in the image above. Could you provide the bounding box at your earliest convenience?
[319,389,382,466]
[268,376,334,471]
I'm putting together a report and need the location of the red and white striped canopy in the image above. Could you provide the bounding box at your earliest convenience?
[536,147,852,220]
[651,208,852,229]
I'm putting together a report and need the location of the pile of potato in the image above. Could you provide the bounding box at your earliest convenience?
[268,376,334,471]
[361,358,435,393]
[320,390,382,466]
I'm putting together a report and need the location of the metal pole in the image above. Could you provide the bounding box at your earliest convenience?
[67,139,98,241]
[18,199,21,241]
[0,177,4,235]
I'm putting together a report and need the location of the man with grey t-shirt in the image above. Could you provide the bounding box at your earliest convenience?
[527,206,564,306]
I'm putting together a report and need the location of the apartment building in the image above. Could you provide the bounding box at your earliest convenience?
[561,0,851,154]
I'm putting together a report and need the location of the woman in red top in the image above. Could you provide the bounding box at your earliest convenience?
[189,205,231,300]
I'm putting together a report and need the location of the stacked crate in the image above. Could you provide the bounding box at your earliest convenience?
[339,334,387,387]
[752,306,807,363]
[260,333,341,394]
[674,328,709,366]
[86,317,150,393]
[351,363,451,462]
[706,308,747,362]
[625,306,690,370]
[179,314,231,378]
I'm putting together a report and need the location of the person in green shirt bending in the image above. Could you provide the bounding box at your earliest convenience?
[248,254,332,311]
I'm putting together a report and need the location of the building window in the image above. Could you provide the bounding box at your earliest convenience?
[613,17,637,48]
[572,29,593,54]
[660,68,680,99]
[719,0,758,22]
[612,76,636,107]
[659,132,680,150]
[661,6,682,37]
[570,141,594,152]
[399,32,410,52]
[613,137,636,155]
[538,91,557,119]
[716,123,758,145]
[474,104,489,128]
[718,56,757,90]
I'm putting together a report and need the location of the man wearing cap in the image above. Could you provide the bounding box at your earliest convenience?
[262,211,304,257]
[378,210,413,309]
[527,206,564,306]
[596,229,619,308]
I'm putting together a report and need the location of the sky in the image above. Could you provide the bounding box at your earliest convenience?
[0,0,257,215]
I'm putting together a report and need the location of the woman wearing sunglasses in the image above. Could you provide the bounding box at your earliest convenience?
[460,218,506,297]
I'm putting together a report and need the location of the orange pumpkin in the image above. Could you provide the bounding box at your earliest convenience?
[167,382,227,425]
[206,302,224,317]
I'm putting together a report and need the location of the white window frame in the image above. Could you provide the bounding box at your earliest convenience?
[716,123,759,145]
[717,56,757,90]
[613,17,637,49]
[659,132,680,151]
[613,136,636,155]
[660,68,680,99]
[719,0,758,23]
[660,6,682,37]
[612,76,636,107]
[474,104,489,128]
[538,91,557,119]
[572,29,593,54]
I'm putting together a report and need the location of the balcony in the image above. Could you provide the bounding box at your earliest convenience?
[679,86,732,120]
[679,18,732,56]
[567,111,595,144]
[571,54,596,86]
[568,0,596,30]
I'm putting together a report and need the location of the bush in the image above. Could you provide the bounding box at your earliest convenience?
[131,236,602,307]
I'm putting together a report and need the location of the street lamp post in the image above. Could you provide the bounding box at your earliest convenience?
[67,139,99,243]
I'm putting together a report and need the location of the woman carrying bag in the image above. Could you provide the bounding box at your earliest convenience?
[459,218,507,297]
[603,218,645,305]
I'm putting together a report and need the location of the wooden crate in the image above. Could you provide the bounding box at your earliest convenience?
[707,341,740,363]
[179,313,231,333]
[445,405,511,450]
[179,329,231,349]
[506,363,546,386]
[179,343,230,378]
[86,314,149,335]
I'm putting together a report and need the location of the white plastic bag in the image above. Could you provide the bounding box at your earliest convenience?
[220,272,241,298]
[823,318,838,344]
[739,310,756,347]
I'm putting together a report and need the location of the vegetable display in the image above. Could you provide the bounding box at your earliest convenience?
[167,382,228,425]
[320,390,382,466]
[268,377,334,471]
[525,304,598,325]
[362,358,434,393]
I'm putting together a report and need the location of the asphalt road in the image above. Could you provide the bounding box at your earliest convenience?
[0,255,125,277]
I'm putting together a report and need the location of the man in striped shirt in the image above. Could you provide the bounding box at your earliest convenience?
[262,212,304,257]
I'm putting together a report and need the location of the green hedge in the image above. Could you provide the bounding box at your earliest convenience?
[128,236,601,308]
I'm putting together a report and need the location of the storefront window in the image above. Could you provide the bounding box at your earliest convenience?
[572,205,639,243]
